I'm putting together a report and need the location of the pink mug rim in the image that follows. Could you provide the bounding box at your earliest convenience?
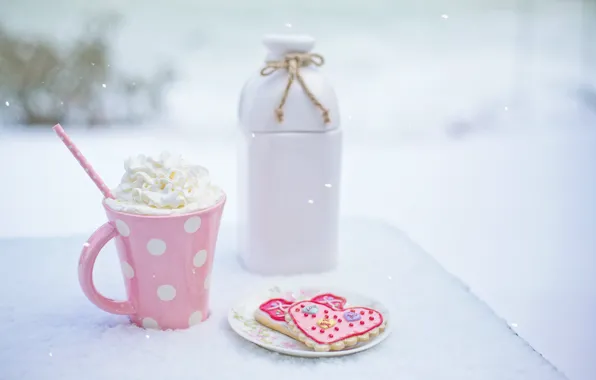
[102,192,226,219]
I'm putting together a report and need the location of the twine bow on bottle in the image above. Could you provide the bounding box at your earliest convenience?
[260,53,331,124]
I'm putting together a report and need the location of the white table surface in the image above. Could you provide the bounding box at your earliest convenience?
[0,128,595,380]
[0,218,565,380]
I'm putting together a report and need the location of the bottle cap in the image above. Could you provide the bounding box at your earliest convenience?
[263,34,315,61]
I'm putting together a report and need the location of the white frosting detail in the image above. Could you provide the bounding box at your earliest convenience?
[105,152,223,215]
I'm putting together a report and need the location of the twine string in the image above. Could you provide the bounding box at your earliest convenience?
[260,53,330,124]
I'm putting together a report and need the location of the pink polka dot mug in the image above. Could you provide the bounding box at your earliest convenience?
[78,195,226,330]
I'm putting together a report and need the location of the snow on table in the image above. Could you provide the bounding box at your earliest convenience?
[0,218,565,380]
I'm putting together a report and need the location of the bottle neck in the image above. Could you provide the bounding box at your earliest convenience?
[263,34,315,62]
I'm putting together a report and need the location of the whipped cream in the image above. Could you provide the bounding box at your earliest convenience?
[104,152,224,215]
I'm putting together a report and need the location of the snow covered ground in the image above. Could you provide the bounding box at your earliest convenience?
[0,218,568,380]
[1,0,596,379]
[1,127,595,379]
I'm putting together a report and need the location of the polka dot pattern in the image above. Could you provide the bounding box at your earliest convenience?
[146,239,166,256]
[204,273,211,290]
[115,220,130,236]
[53,124,115,199]
[193,250,207,267]
[184,216,202,233]
[103,197,224,330]
[121,261,134,279]
[142,317,159,329]
[157,285,177,301]
[188,311,203,327]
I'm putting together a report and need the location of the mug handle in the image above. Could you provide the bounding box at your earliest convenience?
[78,222,135,315]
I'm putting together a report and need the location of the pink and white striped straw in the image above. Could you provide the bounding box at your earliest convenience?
[52,124,115,199]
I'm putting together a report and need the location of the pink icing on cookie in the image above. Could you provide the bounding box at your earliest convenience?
[310,293,347,310]
[259,298,293,321]
[288,301,383,345]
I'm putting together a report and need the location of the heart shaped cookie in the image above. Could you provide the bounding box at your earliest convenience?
[310,293,347,310]
[285,301,386,352]
[254,293,347,340]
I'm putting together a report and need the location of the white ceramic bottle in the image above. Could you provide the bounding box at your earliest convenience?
[237,34,341,275]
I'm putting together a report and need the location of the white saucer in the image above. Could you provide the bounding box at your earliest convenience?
[227,284,392,358]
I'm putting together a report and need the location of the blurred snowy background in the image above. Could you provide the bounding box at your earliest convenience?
[0,0,595,379]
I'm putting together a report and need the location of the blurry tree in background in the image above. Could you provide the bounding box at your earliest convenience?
[0,13,174,128]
